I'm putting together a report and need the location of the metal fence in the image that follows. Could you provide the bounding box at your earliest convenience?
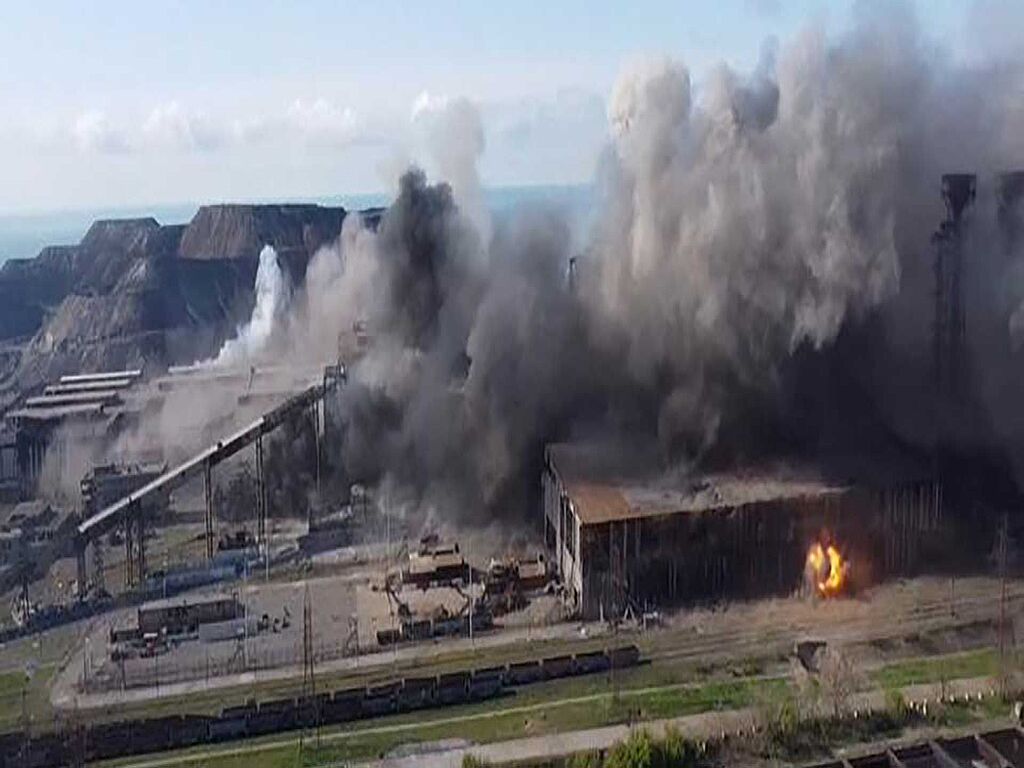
[84,637,355,693]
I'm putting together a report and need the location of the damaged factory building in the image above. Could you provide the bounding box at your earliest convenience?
[542,442,944,620]
[540,171,1024,621]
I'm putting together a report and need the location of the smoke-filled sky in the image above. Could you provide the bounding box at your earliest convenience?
[182,0,1024,527]
[0,0,1015,214]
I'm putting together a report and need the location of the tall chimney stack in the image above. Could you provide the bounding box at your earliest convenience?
[997,171,1024,248]
[941,173,977,224]
[933,173,976,403]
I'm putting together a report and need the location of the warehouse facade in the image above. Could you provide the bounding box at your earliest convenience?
[542,443,943,620]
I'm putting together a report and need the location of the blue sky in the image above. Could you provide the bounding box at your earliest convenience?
[0,0,1008,213]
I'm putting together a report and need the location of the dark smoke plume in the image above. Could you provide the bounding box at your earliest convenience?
[266,5,1024,521]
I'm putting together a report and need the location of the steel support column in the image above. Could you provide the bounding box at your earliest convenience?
[124,510,135,588]
[204,460,214,560]
[255,435,266,549]
[93,537,105,593]
[135,506,146,584]
[313,400,321,502]
[75,539,87,598]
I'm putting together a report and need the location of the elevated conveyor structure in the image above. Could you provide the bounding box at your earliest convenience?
[75,364,345,587]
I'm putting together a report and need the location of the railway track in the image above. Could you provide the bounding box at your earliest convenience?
[639,580,1024,668]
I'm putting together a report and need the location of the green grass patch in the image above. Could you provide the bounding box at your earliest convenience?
[871,649,999,690]
[0,663,56,731]
[96,676,786,768]
[84,646,1024,767]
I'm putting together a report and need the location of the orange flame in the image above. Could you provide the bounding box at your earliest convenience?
[806,541,848,597]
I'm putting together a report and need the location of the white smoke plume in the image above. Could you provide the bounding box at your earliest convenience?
[208,244,290,368]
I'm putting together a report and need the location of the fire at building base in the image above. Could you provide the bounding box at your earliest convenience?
[542,442,943,620]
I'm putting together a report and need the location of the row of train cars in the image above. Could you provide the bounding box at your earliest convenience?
[1,644,641,767]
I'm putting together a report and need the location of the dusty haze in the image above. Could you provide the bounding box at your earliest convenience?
[47,7,1024,522]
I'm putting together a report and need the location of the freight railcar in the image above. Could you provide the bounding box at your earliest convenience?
[437,670,471,705]
[0,643,643,768]
[575,650,611,674]
[506,658,543,685]
[363,680,400,716]
[541,653,575,679]
[322,687,363,724]
[398,675,436,710]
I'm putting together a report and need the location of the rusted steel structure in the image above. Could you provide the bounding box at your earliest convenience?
[542,442,942,620]
[808,726,1024,768]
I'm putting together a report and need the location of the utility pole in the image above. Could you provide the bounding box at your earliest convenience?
[81,638,90,694]
[300,583,318,755]
[204,460,214,561]
[302,584,314,696]
[243,560,249,674]
[468,562,474,645]
[610,621,620,710]
[999,513,1009,662]
[70,697,85,768]
[20,683,27,760]
[255,435,265,554]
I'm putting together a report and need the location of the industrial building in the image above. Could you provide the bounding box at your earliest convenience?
[542,442,943,619]
[1,363,331,501]
[81,462,167,514]
[118,594,242,639]
[0,500,73,566]
[5,369,146,491]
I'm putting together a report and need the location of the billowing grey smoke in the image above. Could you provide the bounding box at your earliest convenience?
[270,7,1024,519]
[591,30,906,452]
[415,97,491,243]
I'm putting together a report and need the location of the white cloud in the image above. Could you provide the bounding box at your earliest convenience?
[485,88,607,185]
[744,0,780,17]
[71,110,128,154]
[231,115,277,144]
[232,98,362,148]
[410,90,450,122]
[29,85,602,208]
[142,101,223,151]
[497,87,606,149]
[286,98,359,146]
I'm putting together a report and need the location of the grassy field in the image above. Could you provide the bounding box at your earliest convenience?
[92,645,1021,768]
[0,621,82,732]
[870,648,1002,689]
[97,676,786,768]
[0,663,57,731]
[0,602,1003,768]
